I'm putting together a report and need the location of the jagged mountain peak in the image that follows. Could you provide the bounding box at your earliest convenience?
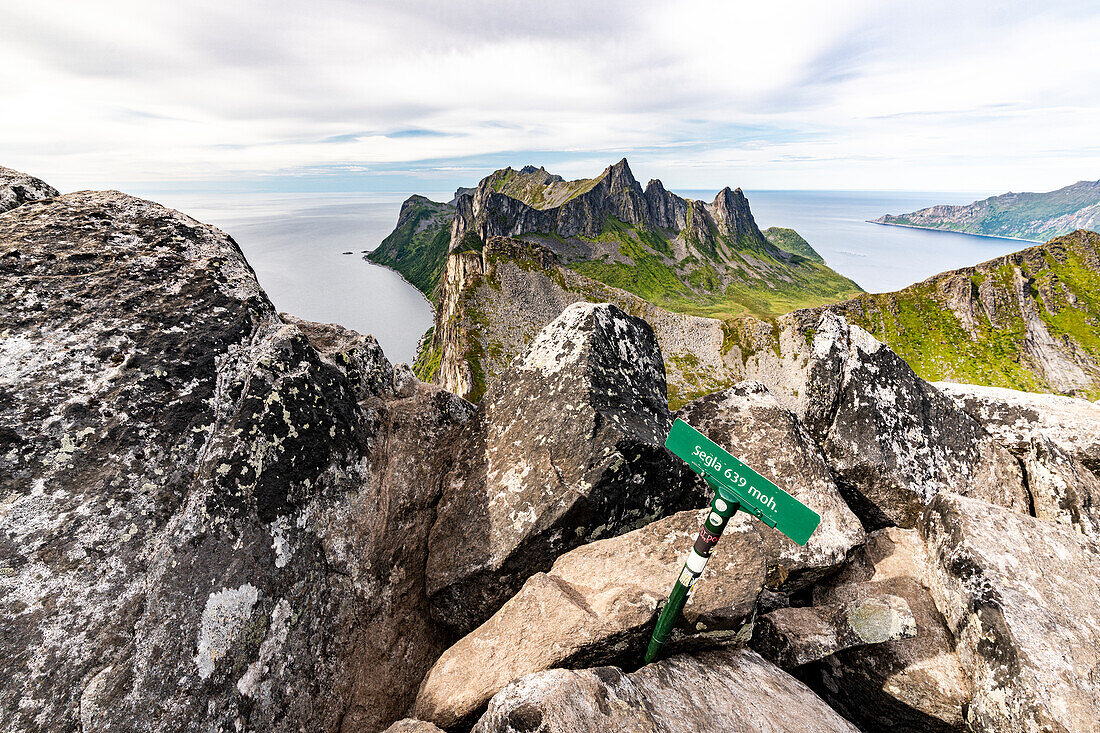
[602,157,639,192]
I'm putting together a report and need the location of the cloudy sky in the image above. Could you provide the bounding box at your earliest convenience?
[3,0,1098,194]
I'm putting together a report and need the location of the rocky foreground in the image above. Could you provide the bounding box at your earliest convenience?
[4,167,1100,732]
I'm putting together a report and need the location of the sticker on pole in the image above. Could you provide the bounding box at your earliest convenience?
[665,419,821,546]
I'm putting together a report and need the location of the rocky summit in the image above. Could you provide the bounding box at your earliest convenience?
[5,165,1100,733]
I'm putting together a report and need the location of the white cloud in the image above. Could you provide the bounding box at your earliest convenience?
[1,0,1098,192]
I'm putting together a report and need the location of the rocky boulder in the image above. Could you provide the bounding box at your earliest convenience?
[0,165,58,213]
[472,648,860,733]
[415,508,766,728]
[426,302,703,635]
[805,528,972,732]
[752,594,916,669]
[921,492,1100,732]
[0,191,468,732]
[746,311,1029,528]
[676,382,864,590]
[934,382,1100,473]
[282,313,397,401]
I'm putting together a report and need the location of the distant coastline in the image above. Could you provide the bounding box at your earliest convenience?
[867,219,1042,244]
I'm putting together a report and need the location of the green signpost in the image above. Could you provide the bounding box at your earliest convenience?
[644,419,822,664]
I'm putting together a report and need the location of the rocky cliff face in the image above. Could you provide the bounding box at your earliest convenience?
[818,229,1100,399]
[366,195,454,297]
[378,159,860,402]
[422,235,753,404]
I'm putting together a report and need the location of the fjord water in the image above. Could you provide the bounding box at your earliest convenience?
[144,189,1021,364]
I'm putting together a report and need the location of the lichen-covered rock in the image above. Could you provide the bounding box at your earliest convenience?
[805,528,972,732]
[426,302,703,635]
[415,508,766,728]
[921,493,1100,733]
[0,191,467,732]
[753,594,916,669]
[282,312,396,400]
[471,648,860,733]
[0,165,58,213]
[676,382,864,590]
[746,311,1029,528]
[934,383,1100,474]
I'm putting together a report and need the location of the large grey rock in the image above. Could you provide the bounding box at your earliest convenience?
[676,382,864,590]
[934,381,1100,537]
[282,313,397,401]
[415,508,766,728]
[426,302,703,635]
[471,648,860,733]
[805,528,972,732]
[336,380,475,730]
[746,311,1029,528]
[0,165,57,213]
[0,191,468,731]
[921,493,1100,733]
[752,594,916,669]
[934,382,1100,474]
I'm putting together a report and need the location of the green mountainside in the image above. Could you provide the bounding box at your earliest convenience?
[873,180,1100,242]
[366,195,452,297]
[553,217,857,320]
[373,160,862,322]
[763,226,825,263]
[818,229,1100,399]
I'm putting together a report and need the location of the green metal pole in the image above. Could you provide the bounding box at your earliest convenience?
[644,482,739,664]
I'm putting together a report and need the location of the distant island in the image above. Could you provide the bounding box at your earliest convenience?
[871,179,1100,242]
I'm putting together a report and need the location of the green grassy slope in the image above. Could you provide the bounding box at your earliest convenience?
[366,196,452,297]
[541,219,862,320]
[823,230,1100,399]
[763,227,825,263]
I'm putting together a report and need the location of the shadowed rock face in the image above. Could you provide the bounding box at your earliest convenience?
[0,165,58,213]
[921,492,1100,733]
[414,508,766,729]
[0,191,470,732]
[471,648,860,733]
[426,302,705,636]
[752,594,916,670]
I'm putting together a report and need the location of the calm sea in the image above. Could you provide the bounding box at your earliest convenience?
[141,189,1024,364]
